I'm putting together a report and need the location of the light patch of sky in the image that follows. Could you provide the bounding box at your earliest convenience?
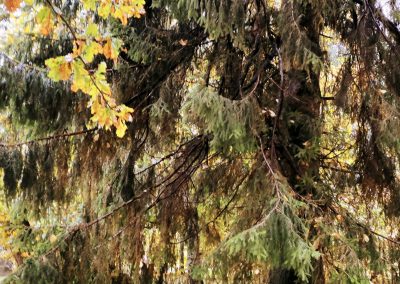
[327,43,347,68]
[327,0,399,67]
[0,6,7,50]
[378,0,400,18]
[0,5,24,51]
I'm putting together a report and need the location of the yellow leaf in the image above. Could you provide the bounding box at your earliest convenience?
[36,6,53,36]
[71,60,91,93]
[91,99,102,115]
[86,23,99,38]
[103,38,113,59]
[82,0,97,10]
[45,56,72,81]
[115,119,128,138]
[115,10,128,25]
[103,37,123,61]
[91,99,114,130]
[24,24,32,33]
[59,63,72,80]
[98,0,112,18]
[93,62,111,95]
[82,41,103,63]
[117,105,134,122]
[73,40,86,58]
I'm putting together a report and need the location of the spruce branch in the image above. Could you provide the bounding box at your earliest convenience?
[0,128,97,147]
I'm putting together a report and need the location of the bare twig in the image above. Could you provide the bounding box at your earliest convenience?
[0,128,97,147]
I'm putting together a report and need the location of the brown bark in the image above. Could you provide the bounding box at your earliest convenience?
[187,199,201,284]
[269,0,324,283]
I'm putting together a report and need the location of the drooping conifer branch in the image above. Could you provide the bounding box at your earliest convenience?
[1,0,400,282]
[0,128,97,148]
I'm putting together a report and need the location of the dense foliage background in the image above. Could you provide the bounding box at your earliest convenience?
[1,0,400,283]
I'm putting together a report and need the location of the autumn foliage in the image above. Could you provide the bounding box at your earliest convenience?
[3,0,144,137]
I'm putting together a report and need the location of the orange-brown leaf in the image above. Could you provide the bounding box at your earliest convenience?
[36,7,53,36]
[103,38,112,59]
[4,0,22,12]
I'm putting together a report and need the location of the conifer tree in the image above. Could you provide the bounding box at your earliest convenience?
[0,0,400,283]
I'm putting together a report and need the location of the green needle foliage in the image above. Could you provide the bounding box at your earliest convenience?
[0,0,400,283]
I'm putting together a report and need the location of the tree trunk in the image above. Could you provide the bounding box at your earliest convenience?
[187,205,201,284]
[269,0,324,283]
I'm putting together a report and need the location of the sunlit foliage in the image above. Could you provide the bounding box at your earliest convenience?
[0,0,400,283]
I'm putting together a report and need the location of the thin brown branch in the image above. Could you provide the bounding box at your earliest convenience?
[328,205,400,246]
[0,128,97,147]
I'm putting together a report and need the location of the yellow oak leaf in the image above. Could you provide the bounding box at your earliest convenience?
[36,6,53,36]
[71,61,91,93]
[95,108,114,130]
[92,62,112,96]
[59,62,72,80]
[117,105,134,122]
[103,37,123,61]
[113,8,129,25]
[103,38,112,59]
[45,56,72,81]
[82,41,103,63]
[115,119,128,138]
[91,98,115,130]
[115,1,145,24]
[72,40,86,58]
[98,0,112,18]
[82,0,97,10]
[86,22,99,38]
